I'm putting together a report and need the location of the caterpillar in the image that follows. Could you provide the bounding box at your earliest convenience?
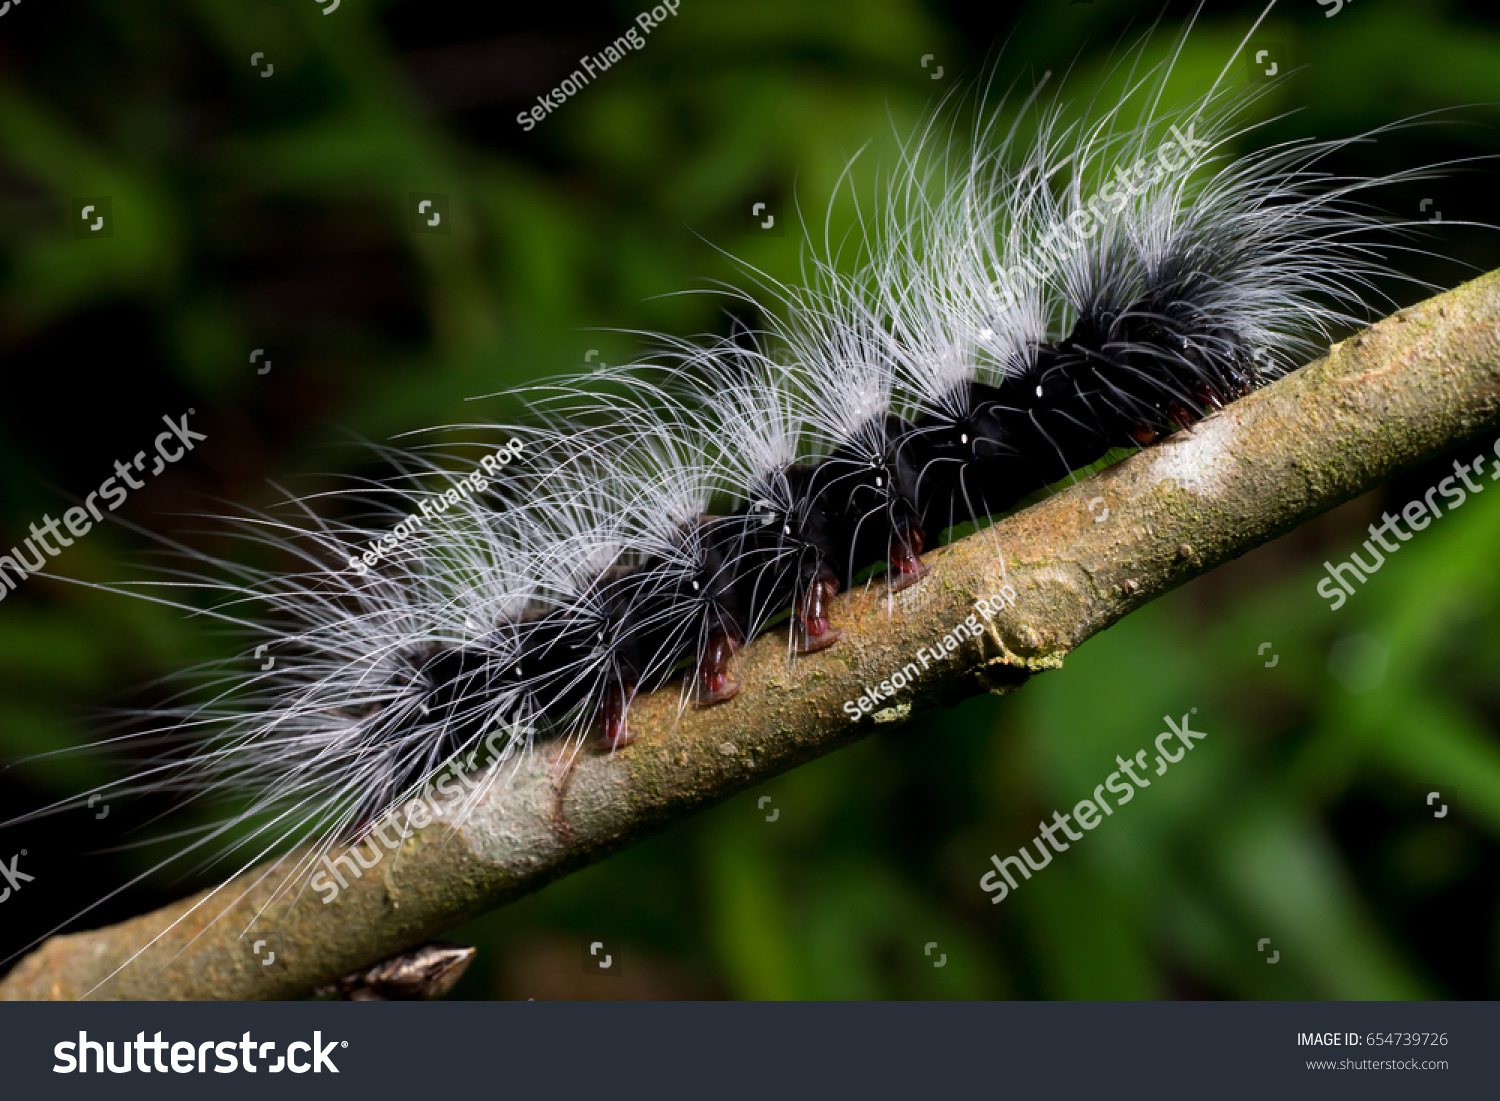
[2,1,1477,985]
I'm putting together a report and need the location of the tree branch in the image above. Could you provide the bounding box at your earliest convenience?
[6,270,1500,1001]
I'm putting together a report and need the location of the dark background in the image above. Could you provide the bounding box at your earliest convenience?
[2,0,1499,999]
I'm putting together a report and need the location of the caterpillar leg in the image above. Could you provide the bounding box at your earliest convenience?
[696,632,743,706]
[886,523,929,592]
[1166,402,1199,431]
[794,565,842,653]
[1192,382,1226,411]
[599,681,637,749]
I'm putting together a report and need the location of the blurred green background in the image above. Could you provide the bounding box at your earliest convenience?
[2,0,1499,998]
